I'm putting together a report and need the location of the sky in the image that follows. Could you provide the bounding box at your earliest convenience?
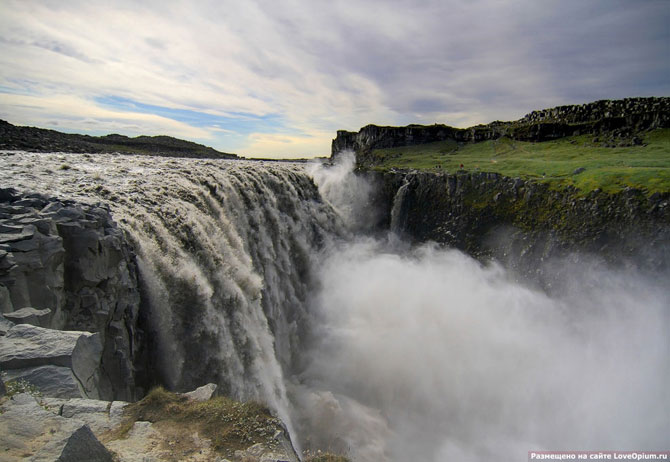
[0,1,668,158]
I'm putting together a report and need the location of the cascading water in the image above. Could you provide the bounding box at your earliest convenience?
[389,176,410,233]
[0,151,344,442]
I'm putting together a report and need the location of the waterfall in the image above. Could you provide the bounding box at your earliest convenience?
[0,151,344,439]
[389,176,410,233]
[3,150,668,462]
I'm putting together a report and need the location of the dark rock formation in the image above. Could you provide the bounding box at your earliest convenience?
[0,189,143,400]
[0,119,238,159]
[332,97,670,166]
[368,170,670,286]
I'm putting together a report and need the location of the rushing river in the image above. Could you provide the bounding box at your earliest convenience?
[1,150,668,461]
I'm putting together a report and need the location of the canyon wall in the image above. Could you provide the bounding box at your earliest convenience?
[366,170,670,286]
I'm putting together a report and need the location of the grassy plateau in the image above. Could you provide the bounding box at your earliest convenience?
[369,128,670,195]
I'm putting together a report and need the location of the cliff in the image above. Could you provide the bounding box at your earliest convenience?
[332,97,670,166]
[365,169,670,286]
[0,119,238,159]
[0,188,144,401]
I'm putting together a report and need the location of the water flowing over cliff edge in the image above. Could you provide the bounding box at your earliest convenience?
[1,150,668,462]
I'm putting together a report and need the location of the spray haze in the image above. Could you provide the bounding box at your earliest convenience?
[308,151,377,231]
[302,157,670,461]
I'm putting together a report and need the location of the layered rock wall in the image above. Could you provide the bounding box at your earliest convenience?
[369,170,670,284]
[0,188,143,400]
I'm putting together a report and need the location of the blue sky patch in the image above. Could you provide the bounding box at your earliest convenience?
[95,95,287,136]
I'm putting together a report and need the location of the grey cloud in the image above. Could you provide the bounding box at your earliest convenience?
[265,0,669,124]
[31,39,100,64]
[144,37,166,50]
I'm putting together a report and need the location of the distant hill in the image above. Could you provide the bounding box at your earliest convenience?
[0,120,239,159]
[333,97,670,166]
[332,97,670,195]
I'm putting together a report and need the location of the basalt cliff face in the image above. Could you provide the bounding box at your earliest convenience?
[332,97,670,166]
[369,171,670,285]
[0,188,144,401]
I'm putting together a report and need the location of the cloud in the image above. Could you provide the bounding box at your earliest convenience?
[245,130,334,158]
[0,0,668,157]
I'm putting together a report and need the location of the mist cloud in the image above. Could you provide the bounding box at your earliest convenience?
[294,238,669,461]
[298,159,670,461]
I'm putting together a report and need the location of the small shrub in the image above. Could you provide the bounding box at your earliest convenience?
[4,379,42,399]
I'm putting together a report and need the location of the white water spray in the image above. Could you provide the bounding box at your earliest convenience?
[303,156,670,462]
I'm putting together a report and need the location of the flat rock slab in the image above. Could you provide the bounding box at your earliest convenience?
[31,424,113,462]
[3,307,51,327]
[0,324,94,370]
[62,398,128,433]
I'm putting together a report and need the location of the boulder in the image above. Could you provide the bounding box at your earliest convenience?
[71,332,104,399]
[0,324,104,399]
[0,324,94,370]
[1,324,82,369]
[3,307,51,327]
[60,398,128,433]
[183,383,218,402]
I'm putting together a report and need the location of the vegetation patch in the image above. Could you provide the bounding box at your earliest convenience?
[369,128,670,195]
[2,378,43,400]
[104,387,349,461]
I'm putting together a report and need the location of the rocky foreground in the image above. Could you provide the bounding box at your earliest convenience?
[0,383,300,462]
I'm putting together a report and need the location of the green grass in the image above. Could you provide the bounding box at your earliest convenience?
[369,128,670,194]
